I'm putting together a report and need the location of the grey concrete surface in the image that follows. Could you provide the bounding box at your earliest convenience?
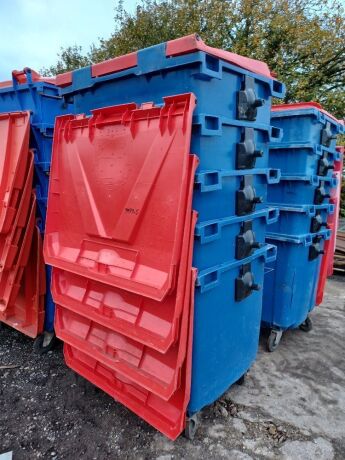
[0,276,344,459]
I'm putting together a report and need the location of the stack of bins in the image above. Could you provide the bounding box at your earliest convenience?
[263,102,344,351]
[316,144,344,304]
[45,34,285,439]
[0,68,70,350]
[0,111,45,337]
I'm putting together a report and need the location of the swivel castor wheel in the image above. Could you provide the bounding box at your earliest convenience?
[299,316,313,332]
[184,413,199,440]
[33,331,56,354]
[267,329,283,352]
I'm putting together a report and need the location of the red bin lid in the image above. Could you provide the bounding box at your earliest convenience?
[44,93,196,301]
[0,111,30,234]
[63,267,197,440]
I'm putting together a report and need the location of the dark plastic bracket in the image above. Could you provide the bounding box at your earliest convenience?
[235,263,260,301]
[314,182,330,205]
[236,175,263,216]
[310,212,328,233]
[309,235,325,261]
[318,155,334,176]
[237,75,265,121]
[236,220,261,260]
[321,122,337,147]
[236,127,263,170]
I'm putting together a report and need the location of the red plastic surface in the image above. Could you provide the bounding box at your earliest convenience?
[55,71,73,88]
[328,145,344,275]
[0,80,12,89]
[0,112,30,234]
[55,208,197,400]
[44,94,195,301]
[166,34,274,78]
[316,146,344,305]
[272,102,340,124]
[0,194,36,314]
[92,52,137,78]
[55,33,275,85]
[63,268,197,440]
[56,51,137,85]
[51,154,198,352]
[12,68,57,86]
[0,69,57,89]
[0,151,34,272]
[55,246,191,399]
[1,226,45,338]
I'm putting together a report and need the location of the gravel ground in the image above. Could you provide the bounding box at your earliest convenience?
[0,276,344,460]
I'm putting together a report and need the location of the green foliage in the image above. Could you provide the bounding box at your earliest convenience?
[41,45,91,76]
[42,0,345,213]
[43,0,345,119]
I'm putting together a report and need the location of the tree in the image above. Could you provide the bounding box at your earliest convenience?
[42,0,345,118]
[42,45,91,76]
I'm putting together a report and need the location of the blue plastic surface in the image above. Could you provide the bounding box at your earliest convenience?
[61,43,285,125]
[58,43,284,182]
[44,265,55,332]
[191,118,282,170]
[269,143,340,177]
[262,230,330,331]
[0,77,64,124]
[31,125,54,168]
[194,207,279,270]
[36,197,47,233]
[55,44,285,419]
[194,168,280,221]
[268,174,337,206]
[0,47,285,418]
[34,162,50,198]
[188,243,276,413]
[267,203,334,234]
[0,69,69,166]
[34,164,48,231]
[271,107,344,150]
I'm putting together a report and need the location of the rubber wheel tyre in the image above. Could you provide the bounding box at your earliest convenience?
[299,316,313,332]
[184,414,199,440]
[33,333,57,354]
[267,330,281,352]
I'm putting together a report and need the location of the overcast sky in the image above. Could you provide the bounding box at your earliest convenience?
[0,0,138,80]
